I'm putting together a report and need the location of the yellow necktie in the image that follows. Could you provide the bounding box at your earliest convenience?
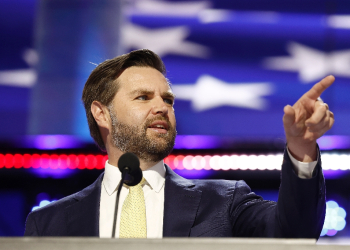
[119,178,147,238]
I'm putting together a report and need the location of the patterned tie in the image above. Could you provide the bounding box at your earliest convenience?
[119,178,147,238]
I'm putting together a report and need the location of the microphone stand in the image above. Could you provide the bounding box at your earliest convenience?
[111,167,128,238]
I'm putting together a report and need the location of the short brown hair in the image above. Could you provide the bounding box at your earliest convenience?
[82,49,166,151]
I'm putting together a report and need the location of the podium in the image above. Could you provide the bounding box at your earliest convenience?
[1,238,349,250]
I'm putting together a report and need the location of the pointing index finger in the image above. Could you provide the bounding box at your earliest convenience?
[304,75,335,100]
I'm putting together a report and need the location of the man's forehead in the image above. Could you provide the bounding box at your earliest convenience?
[118,80,173,94]
[116,67,172,93]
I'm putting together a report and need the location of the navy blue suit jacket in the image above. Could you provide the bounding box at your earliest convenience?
[24,149,325,238]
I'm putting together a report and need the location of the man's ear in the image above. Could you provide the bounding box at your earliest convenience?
[91,101,110,130]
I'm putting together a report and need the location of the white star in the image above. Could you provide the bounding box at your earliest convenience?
[0,69,36,87]
[131,0,210,16]
[0,49,38,87]
[130,0,231,23]
[328,15,350,29]
[122,24,210,58]
[171,75,273,111]
[263,42,350,83]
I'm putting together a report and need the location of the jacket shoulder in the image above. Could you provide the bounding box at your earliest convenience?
[191,178,252,196]
[31,172,103,214]
[24,173,103,236]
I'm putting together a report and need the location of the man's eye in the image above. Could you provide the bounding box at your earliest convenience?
[136,95,147,100]
[164,98,174,105]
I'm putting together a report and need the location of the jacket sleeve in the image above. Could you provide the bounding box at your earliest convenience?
[24,212,39,236]
[230,147,326,238]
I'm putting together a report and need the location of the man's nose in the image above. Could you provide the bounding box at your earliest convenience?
[151,97,168,116]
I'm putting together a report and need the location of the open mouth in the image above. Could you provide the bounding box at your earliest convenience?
[148,121,169,134]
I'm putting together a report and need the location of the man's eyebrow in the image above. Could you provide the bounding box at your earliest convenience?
[162,92,176,99]
[129,89,154,96]
[129,89,176,98]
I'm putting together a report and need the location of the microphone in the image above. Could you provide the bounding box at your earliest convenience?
[118,152,142,186]
[112,152,143,238]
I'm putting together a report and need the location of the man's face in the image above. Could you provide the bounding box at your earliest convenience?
[108,66,177,162]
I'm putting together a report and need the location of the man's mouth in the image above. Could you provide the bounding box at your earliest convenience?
[148,121,169,134]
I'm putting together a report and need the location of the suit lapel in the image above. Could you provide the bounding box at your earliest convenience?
[65,173,103,236]
[61,167,202,237]
[163,165,202,237]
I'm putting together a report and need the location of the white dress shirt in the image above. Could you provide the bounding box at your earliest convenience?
[287,148,317,178]
[99,151,317,238]
[99,160,165,238]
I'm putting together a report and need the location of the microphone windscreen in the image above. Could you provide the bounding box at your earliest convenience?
[118,152,142,186]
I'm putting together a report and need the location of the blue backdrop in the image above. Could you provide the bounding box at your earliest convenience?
[0,0,349,146]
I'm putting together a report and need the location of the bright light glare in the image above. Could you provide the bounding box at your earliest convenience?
[321,200,347,237]
[31,199,56,211]
[1,153,350,171]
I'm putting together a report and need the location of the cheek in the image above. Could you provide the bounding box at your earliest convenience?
[169,109,176,127]
[125,106,149,125]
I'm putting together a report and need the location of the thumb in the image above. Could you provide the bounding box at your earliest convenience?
[283,105,295,128]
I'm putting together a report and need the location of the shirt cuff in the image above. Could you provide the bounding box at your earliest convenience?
[287,148,318,179]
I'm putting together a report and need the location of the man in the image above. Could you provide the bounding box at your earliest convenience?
[24,49,334,238]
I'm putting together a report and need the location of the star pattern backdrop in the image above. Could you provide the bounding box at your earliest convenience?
[1,0,350,146]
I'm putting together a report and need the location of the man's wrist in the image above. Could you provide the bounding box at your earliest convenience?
[287,147,318,179]
[286,139,317,162]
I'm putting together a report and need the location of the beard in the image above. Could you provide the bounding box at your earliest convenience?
[109,111,177,163]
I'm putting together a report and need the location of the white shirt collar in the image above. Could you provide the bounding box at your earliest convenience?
[103,160,166,196]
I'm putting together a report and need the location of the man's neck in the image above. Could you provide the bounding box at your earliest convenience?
[106,149,160,171]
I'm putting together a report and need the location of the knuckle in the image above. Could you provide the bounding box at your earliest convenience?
[320,105,327,112]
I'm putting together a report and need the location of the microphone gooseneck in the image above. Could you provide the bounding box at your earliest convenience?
[111,152,142,238]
